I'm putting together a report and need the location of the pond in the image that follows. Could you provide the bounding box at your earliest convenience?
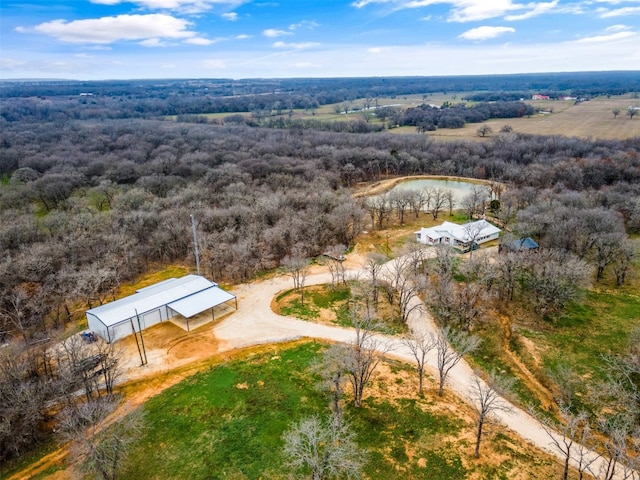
[387,178,491,205]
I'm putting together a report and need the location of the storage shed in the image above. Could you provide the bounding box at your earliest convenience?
[85,275,237,343]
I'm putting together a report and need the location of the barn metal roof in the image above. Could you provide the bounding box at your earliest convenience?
[86,275,233,327]
[168,286,236,318]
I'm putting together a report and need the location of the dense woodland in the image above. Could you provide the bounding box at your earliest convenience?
[1,75,640,469]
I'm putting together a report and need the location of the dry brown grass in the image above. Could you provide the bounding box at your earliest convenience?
[404,95,640,141]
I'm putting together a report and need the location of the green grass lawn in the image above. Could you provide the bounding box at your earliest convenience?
[539,290,640,382]
[276,285,408,335]
[118,342,561,479]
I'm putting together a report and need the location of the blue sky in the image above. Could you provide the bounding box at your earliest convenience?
[1,0,639,79]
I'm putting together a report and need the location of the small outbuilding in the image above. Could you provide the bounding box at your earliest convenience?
[499,237,539,253]
[85,275,237,343]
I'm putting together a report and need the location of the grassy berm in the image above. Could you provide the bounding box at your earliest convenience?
[119,342,564,480]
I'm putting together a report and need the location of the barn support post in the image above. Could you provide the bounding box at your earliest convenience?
[135,309,148,365]
[130,318,144,366]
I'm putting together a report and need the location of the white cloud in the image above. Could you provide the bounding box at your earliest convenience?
[184,36,214,45]
[606,24,631,31]
[235,34,251,39]
[574,30,637,42]
[293,61,320,68]
[139,38,168,47]
[201,58,226,69]
[289,20,320,30]
[459,25,515,40]
[90,0,248,14]
[272,41,320,49]
[505,1,558,20]
[354,0,563,23]
[263,28,290,37]
[222,12,238,21]
[448,1,519,22]
[0,57,27,70]
[599,6,640,17]
[352,0,391,7]
[30,14,195,44]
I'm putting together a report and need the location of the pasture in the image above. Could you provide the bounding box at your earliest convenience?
[171,92,639,140]
[119,341,564,479]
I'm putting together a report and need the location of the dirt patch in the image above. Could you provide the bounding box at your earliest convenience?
[498,314,556,411]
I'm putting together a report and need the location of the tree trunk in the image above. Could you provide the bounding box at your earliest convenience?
[474,418,484,458]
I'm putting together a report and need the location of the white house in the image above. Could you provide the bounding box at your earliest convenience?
[86,275,237,343]
[415,220,501,250]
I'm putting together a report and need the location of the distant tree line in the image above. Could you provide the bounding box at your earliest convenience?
[2,71,639,123]
[382,101,535,131]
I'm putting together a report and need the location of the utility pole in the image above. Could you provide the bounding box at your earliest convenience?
[190,213,200,275]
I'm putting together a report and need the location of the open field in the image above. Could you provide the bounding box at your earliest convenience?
[170,92,639,140]
[118,342,564,480]
[422,95,640,141]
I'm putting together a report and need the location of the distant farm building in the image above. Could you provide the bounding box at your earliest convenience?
[415,220,501,251]
[86,275,237,343]
[532,94,550,100]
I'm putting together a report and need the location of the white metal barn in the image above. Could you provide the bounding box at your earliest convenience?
[85,275,237,343]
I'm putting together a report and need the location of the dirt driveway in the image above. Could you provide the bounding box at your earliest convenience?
[11,250,617,480]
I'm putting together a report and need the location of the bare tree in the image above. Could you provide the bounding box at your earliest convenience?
[402,330,436,395]
[314,344,350,418]
[282,251,310,305]
[524,249,591,316]
[444,189,455,216]
[431,188,446,220]
[0,342,53,463]
[469,370,514,458]
[283,414,365,480]
[594,232,626,282]
[408,189,427,218]
[462,220,490,258]
[365,194,391,230]
[0,284,48,344]
[462,186,487,221]
[451,280,485,331]
[382,255,424,324]
[325,244,347,289]
[539,404,595,480]
[345,313,392,408]
[613,108,621,119]
[477,124,493,137]
[611,239,636,287]
[390,189,413,225]
[58,399,145,480]
[363,253,387,312]
[435,326,481,396]
[423,187,433,213]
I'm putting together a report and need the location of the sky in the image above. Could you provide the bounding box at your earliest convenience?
[1,0,639,80]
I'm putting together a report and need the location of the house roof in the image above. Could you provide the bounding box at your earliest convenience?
[416,220,500,243]
[86,275,234,327]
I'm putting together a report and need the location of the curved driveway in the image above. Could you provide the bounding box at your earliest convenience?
[213,261,620,479]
